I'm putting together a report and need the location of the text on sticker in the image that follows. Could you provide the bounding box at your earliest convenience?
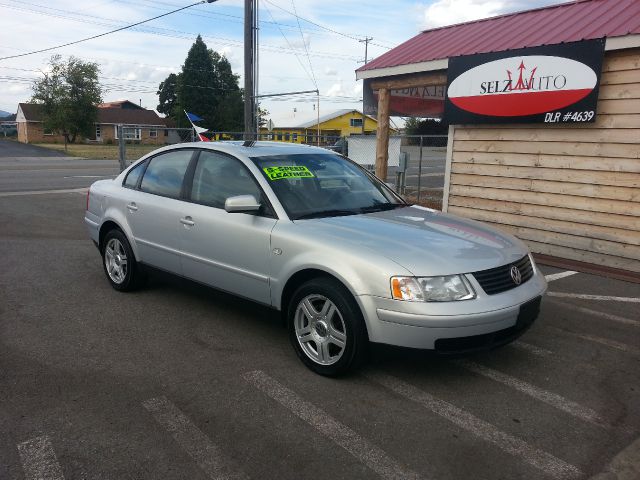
[263,166,315,180]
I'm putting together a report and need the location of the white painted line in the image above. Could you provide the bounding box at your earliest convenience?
[243,370,421,480]
[17,435,65,480]
[511,341,553,357]
[367,372,582,480]
[572,333,640,356]
[142,396,246,480]
[549,299,640,327]
[547,292,640,303]
[0,188,88,197]
[456,361,610,429]
[544,271,578,282]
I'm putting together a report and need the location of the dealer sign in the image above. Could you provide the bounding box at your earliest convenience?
[444,39,605,124]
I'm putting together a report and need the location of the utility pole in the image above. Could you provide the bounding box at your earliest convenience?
[244,0,256,139]
[359,37,372,135]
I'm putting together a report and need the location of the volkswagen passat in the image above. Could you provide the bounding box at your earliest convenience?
[85,142,546,375]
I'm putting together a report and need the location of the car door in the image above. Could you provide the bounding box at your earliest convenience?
[179,149,277,305]
[124,149,195,275]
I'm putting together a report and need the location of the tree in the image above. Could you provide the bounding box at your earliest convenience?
[31,55,102,145]
[404,117,448,135]
[157,35,244,131]
[257,105,269,128]
[157,73,180,116]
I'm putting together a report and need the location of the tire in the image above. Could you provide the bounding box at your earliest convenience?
[288,277,368,376]
[102,229,144,292]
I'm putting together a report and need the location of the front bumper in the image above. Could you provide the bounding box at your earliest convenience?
[357,269,547,350]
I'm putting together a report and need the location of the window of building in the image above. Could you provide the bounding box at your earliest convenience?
[277,134,283,141]
[284,133,290,141]
[149,129,158,138]
[139,150,193,198]
[114,126,141,140]
[95,125,101,139]
[350,118,363,127]
[43,128,53,136]
[292,133,298,142]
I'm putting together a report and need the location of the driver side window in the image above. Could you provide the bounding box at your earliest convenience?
[191,151,263,211]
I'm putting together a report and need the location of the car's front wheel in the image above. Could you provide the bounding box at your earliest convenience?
[288,278,368,376]
[102,229,144,291]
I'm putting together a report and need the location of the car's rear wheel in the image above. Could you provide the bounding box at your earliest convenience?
[102,229,143,291]
[288,278,368,376]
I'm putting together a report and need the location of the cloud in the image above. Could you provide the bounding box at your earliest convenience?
[421,0,506,29]
[324,67,338,76]
[420,0,562,29]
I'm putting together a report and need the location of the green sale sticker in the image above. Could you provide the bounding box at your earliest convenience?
[263,166,315,180]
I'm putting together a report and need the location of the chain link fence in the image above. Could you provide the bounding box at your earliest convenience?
[117,127,447,210]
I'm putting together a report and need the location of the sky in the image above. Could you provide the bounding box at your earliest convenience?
[0,0,564,126]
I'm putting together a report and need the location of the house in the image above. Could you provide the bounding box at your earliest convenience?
[16,100,170,145]
[257,109,387,144]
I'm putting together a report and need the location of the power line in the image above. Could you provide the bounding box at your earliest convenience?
[262,1,317,90]
[0,2,362,61]
[290,0,317,90]
[0,0,214,61]
[261,0,391,50]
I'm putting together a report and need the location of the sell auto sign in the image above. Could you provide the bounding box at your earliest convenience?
[444,39,605,124]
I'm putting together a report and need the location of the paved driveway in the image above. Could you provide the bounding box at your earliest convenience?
[0,140,119,193]
[1,154,639,480]
[0,139,70,157]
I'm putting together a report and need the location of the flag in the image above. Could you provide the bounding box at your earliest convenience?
[184,110,210,142]
[186,112,203,122]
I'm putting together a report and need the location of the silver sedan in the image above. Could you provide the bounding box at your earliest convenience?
[85,142,546,375]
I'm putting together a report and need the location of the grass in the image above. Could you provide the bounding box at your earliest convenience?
[34,143,159,160]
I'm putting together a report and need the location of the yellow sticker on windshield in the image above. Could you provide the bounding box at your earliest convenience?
[263,165,314,180]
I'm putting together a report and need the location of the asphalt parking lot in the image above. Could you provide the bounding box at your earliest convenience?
[1,141,639,480]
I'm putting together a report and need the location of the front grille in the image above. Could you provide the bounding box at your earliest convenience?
[472,255,533,295]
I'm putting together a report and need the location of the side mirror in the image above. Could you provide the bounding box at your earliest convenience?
[225,194,261,213]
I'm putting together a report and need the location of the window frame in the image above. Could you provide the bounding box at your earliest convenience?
[123,148,199,200]
[184,149,277,219]
[122,158,148,190]
[149,128,158,138]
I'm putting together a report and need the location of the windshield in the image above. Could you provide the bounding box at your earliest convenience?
[250,153,405,220]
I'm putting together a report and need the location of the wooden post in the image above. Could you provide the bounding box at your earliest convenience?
[375,87,390,180]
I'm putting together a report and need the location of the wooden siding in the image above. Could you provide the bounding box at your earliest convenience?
[446,48,640,272]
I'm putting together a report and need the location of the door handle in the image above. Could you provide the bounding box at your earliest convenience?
[127,202,138,211]
[180,216,195,227]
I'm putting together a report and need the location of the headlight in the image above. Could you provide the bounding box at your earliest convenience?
[391,275,475,302]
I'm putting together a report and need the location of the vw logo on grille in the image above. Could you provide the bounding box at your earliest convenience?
[510,265,522,285]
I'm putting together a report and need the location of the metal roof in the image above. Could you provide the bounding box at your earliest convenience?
[357,0,640,74]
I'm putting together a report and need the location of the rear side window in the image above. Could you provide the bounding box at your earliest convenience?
[123,161,145,189]
[140,150,193,198]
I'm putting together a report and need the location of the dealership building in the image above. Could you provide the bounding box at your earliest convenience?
[357,0,640,278]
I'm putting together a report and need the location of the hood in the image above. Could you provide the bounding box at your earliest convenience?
[294,205,528,276]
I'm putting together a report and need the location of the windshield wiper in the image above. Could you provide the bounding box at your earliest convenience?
[294,209,359,220]
[359,203,404,213]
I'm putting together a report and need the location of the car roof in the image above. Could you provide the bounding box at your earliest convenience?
[168,140,338,158]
